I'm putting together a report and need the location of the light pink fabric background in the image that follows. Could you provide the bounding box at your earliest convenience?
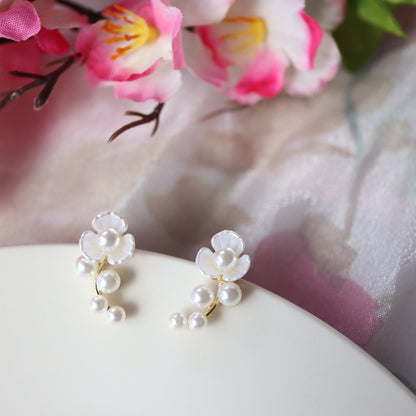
[1,1,416,393]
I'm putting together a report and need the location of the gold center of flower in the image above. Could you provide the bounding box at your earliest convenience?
[102,4,159,60]
[220,16,267,60]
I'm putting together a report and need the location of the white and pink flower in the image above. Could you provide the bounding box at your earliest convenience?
[182,0,343,103]
[76,0,184,103]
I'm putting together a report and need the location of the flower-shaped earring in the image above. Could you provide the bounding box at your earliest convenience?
[75,211,135,323]
[169,230,251,330]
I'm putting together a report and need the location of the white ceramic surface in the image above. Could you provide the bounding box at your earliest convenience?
[0,245,414,415]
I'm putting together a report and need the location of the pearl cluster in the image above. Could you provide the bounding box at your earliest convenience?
[169,230,250,330]
[76,212,135,324]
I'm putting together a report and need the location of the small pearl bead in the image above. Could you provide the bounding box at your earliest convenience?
[218,282,242,306]
[75,256,98,277]
[188,312,207,330]
[168,312,187,329]
[96,270,121,294]
[213,248,237,271]
[191,285,214,308]
[97,228,120,251]
[89,295,108,313]
[107,306,126,323]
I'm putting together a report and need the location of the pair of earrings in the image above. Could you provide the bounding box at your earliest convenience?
[75,212,251,329]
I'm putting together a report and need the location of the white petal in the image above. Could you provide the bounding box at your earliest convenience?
[284,33,340,96]
[79,231,105,262]
[211,230,244,256]
[223,254,251,281]
[195,247,221,278]
[92,211,128,235]
[305,0,346,31]
[170,0,233,26]
[107,234,135,265]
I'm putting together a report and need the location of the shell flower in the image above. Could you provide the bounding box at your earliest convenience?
[79,211,135,265]
[196,230,251,281]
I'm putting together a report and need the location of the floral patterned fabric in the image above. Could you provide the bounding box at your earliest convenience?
[0,5,415,393]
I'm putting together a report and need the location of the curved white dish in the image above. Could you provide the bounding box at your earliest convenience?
[0,245,414,415]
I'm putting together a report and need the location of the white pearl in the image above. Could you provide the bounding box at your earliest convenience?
[168,312,187,329]
[96,270,121,294]
[218,282,242,306]
[97,228,120,251]
[89,295,108,313]
[213,248,237,271]
[75,256,98,277]
[107,306,126,323]
[188,312,207,330]
[190,285,214,308]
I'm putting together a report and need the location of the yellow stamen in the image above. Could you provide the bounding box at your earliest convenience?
[221,16,267,58]
[102,5,159,60]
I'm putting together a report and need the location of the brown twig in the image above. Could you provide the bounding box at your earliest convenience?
[56,0,104,23]
[108,103,165,142]
[0,55,77,110]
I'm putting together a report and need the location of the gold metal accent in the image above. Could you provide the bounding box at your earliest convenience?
[204,277,225,318]
[93,258,111,310]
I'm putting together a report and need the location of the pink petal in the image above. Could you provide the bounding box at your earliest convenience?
[0,1,41,41]
[300,11,323,70]
[113,61,182,103]
[33,0,88,29]
[285,32,341,97]
[169,0,234,26]
[182,30,227,87]
[35,27,69,55]
[230,48,287,105]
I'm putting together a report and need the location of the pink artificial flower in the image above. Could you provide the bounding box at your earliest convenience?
[183,0,342,104]
[0,0,41,41]
[76,0,184,103]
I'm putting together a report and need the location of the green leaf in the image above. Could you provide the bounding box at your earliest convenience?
[383,0,416,5]
[333,4,385,72]
[356,0,405,36]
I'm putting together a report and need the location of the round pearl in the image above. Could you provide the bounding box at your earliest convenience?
[75,256,98,277]
[190,285,214,308]
[97,228,120,251]
[213,248,237,271]
[188,312,207,330]
[107,306,126,323]
[96,270,121,294]
[89,295,108,313]
[168,312,187,329]
[218,282,242,307]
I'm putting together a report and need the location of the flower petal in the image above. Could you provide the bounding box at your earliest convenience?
[223,254,250,281]
[211,230,244,256]
[182,29,227,88]
[92,211,128,234]
[284,32,340,96]
[0,2,41,41]
[113,60,182,103]
[35,27,70,55]
[79,231,105,262]
[195,247,220,278]
[305,0,346,31]
[107,234,135,265]
[170,0,234,26]
[230,47,287,104]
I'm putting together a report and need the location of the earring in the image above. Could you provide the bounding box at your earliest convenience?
[75,211,135,323]
[169,230,251,330]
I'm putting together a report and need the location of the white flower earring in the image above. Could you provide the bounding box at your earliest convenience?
[169,230,251,330]
[75,211,135,323]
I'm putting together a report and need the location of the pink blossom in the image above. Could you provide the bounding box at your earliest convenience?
[183,0,343,103]
[76,0,184,103]
[0,0,41,41]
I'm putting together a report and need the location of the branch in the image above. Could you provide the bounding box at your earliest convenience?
[0,55,77,111]
[108,103,165,142]
[56,0,104,23]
